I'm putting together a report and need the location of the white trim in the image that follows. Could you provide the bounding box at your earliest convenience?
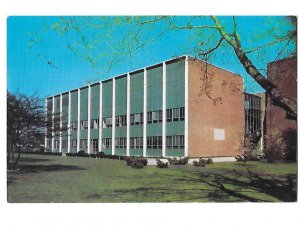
[184,56,189,157]
[143,69,147,157]
[77,89,80,152]
[51,96,54,152]
[99,82,103,152]
[112,78,116,155]
[162,62,166,157]
[126,73,130,156]
[67,91,71,153]
[87,85,91,154]
[45,98,47,150]
[59,94,62,153]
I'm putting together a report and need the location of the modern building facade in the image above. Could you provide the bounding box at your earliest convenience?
[45,55,245,158]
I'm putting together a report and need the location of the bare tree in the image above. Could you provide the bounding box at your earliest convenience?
[35,16,297,120]
[7,92,64,170]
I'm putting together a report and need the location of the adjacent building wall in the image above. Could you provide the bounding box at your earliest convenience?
[188,58,244,158]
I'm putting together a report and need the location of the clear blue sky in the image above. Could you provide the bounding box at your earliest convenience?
[7,16,295,99]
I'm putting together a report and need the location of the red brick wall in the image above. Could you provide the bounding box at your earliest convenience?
[188,59,244,158]
[266,57,297,133]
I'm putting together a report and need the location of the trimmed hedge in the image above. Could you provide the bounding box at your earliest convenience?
[22,151,62,156]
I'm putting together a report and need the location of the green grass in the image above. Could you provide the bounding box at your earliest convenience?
[7,154,297,202]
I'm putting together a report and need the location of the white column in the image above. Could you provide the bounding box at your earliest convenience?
[87,85,91,153]
[59,94,62,153]
[99,82,103,152]
[77,89,80,152]
[112,78,116,155]
[184,56,189,157]
[143,69,147,157]
[126,73,130,156]
[51,96,54,152]
[45,98,47,151]
[67,92,71,153]
[162,62,167,157]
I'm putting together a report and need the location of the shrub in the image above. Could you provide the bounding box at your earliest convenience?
[178,157,189,165]
[207,158,214,164]
[167,158,179,165]
[193,159,205,167]
[130,160,144,169]
[138,158,147,166]
[264,129,287,162]
[156,159,168,168]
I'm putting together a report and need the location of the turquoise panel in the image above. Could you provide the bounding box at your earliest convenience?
[115,127,126,137]
[166,121,184,135]
[130,71,144,113]
[146,149,162,157]
[91,129,99,139]
[115,148,126,156]
[91,84,100,119]
[166,148,184,157]
[70,131,77,140]
[166,60,185,109]
[102,148,112,155]
[70,91,78,122]
[102,81,113,117]
[54,96,60,113]
[129,149,143,156]
[80,87,88,120]
[130,125,143,137]
[102,128,112,138]
[115,76,127,115]
[80,130,88,139]
[147,66,163,111]
[147,124,162,136]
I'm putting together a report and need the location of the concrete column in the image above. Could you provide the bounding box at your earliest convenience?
[184,56,189,157]
[162,62,166,157]
[99,82,103,152]
[112,78,116,155]
[126,73,130,156]
[67,92,71,153]
[51,96,54,152]
[87,85,91,153]
[143,69,147,157]
[77,89,80,152]
[59,94,62,153]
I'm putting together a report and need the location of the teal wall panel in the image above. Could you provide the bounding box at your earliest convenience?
[102,81,113,117]
[166,60,185,109]
[166,121,184,135]
[115,76,127,115]
[70,131,77,140]
[80,130,88,139]
[130,71,144,113]
[115,127,126,137]
[130,125,143,137]
[91,129,99,139]
[146,149,162,157]
[129,149,143,156]
[115,148,126,155]
[80,87,88,120]
[147,66,163,111]
[102,128,112,138]
[70,91,78,122]
[166,148,184,157]
[147,124,162,136]
[91,84,100,119]
[103,148,112,155]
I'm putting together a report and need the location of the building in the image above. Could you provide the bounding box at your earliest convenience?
[45,55,245,158]
[265,56,297,160]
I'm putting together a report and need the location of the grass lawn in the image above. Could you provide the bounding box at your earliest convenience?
[7,154,297,202]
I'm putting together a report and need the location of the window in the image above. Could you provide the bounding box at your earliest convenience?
[102,117,112,128]
[147,110,163,124]
[166,107,184,122]
[62,97,68,107]
[80,139,88,148]
[146,136,162,149]
[130,113,143,125]
[62,140,68,148]
[102,138,112,149]
[80,120,88,130]
[70,121,77,131]
[54,140,59,149]
[167,109,172,122]
[130,137,143,149]
[166,135,184,149]
[179,107,185,121]
[71,140,77,149]
[115,115,127,127]
[91,139,98,153]
[115,137,126,148]
[91,119,99,129]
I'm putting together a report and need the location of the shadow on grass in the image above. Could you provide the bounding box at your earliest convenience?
[18,156,52,163]
[175,169,297,202]
[86,169,297,202]
[17,164,85,173]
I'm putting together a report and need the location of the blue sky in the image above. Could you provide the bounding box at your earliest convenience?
[7,16,295,99]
